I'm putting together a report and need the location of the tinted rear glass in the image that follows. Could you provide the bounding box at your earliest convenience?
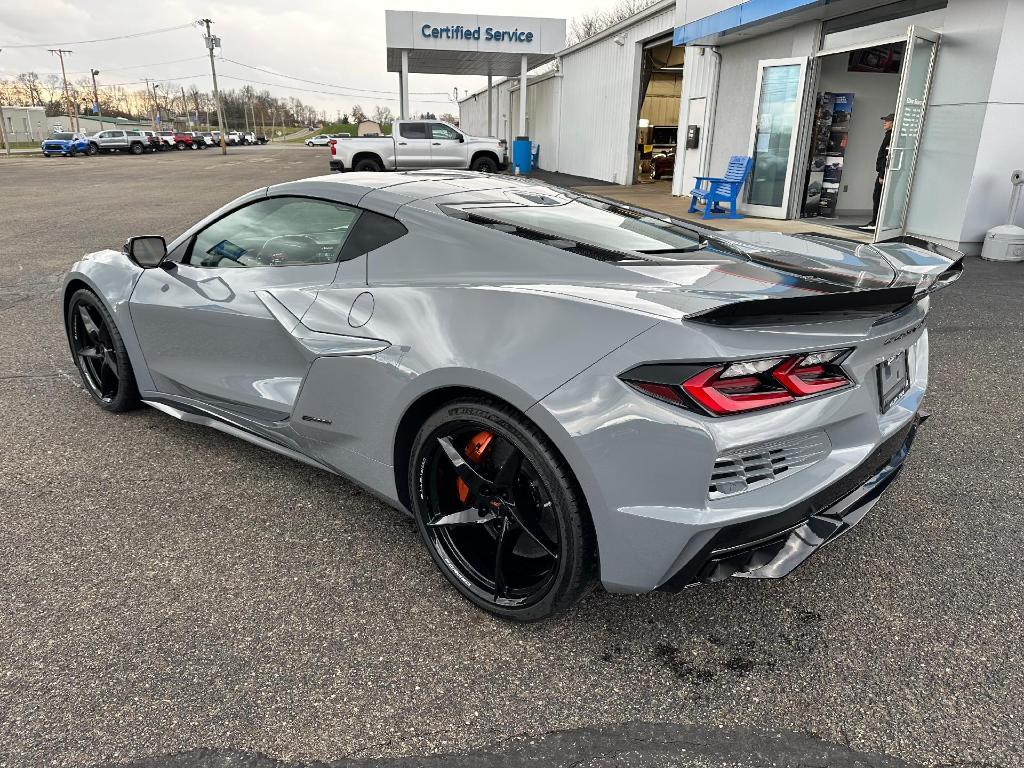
[464,198,701,253]
[51,133,73,140]
[399,123,427,139]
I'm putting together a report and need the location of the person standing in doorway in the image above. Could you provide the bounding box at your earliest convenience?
[860,113,894,230]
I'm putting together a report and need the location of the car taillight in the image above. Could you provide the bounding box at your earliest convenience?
[329,139,336,155]
[621,349,853,416]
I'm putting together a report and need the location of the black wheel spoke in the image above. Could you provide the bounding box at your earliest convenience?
[78,345,103,360]
[493,518,521,600]
[437,436,489,495]
[491,442,523,491]
[77,305,101,343]
[428,508,498,527]
[502,500,558,559]
[101,350,119,379]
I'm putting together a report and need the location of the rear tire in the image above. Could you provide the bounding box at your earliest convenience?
[408,398,597,621]
[175,141,186,150]
[470,155,498,173]
[354,157,383,172]
[65,288,140,413]
[130,142,143,155]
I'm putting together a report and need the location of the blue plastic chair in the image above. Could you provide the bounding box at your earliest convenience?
[688,155,753,219]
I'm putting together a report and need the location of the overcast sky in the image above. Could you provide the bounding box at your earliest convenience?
[0,0,609,119]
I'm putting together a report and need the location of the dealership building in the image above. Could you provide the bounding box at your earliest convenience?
[443,0,1022,254]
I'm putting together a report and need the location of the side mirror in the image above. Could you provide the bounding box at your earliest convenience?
[458,135,465,143]
[124,236,167,268]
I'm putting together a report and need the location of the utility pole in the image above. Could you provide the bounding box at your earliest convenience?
[181,86,190,129]
[49,48,76,131]
[90,69,104,131]
[0,49,10,156]
[200,19,227,154]
[144,78,156,130]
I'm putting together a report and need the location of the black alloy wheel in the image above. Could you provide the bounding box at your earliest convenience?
[410,399,596,621]
[86,143,98,156]
[130,142,143,155]
[66,289,139,413]
[69,147,77,157]
[354,157,383,172]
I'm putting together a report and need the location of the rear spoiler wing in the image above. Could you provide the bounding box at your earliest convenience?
[688,237,964,327]
[686,286,918,326]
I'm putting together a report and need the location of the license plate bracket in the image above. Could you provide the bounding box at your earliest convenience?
[877,350,910,412]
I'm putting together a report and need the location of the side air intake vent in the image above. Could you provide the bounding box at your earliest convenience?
[709,431,831,499]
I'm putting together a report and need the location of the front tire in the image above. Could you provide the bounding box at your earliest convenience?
[87,143,98,156]
[409,398,597,621]
[69,147,77,157]
[65,289,140,413]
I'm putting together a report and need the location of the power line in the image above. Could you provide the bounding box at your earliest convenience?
[0,23,195,49]
[219,57,450,96]
[215,72,455,105]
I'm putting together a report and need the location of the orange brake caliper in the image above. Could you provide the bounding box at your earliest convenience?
[457,431,494,503]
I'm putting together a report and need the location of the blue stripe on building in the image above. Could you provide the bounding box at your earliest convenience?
[673,0,819,46]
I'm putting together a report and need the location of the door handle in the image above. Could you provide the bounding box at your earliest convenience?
[432,142,441,146]
[398,142,407,145]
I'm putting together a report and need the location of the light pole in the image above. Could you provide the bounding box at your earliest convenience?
[90,69,104,131]
[152,83,162,129]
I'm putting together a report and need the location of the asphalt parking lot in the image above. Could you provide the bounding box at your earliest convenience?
[1,143,1021,768]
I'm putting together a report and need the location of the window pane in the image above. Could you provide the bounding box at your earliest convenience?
[430,123,459,140]
[747,63,801,208]
[189,197,360,268]
[400,123,426,139]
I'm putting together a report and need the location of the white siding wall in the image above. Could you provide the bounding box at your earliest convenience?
[557,7,675,183]
[458,4,674,183]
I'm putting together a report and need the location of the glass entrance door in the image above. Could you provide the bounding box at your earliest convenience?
[875,27,940,241]
[743,57,808,219]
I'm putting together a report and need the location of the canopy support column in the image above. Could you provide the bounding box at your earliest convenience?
[487,68,493,137]
[518,53,528,136]
[400,49,410,119]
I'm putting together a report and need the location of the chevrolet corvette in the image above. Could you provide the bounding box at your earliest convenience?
[61,171,962,620]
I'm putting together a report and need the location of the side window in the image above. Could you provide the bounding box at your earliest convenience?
[188,197,360,268]
[338,210,408,261]
[399,122,427,140]
[127,131,140,137]
[429,123,460,141]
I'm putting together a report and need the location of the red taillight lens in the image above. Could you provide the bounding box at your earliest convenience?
[682,366,794,414]
[329,139,337,155]
[622,349,853,416]
[772,355,849,395]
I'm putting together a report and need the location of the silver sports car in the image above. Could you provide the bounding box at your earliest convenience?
[61,171,962,620]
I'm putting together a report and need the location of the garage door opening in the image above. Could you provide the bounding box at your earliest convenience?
[634,38,683,186]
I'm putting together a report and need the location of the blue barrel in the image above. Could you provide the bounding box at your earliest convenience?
[512,136,532,175]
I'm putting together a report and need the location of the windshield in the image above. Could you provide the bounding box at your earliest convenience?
[465,199,701,253]
[51,133,73,140]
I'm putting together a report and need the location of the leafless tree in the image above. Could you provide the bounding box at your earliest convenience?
[568,0,659,45]
[371,105,394,125]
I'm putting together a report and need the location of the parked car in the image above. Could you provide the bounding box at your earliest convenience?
[305,134,332,146]
[41,132,97,157]
[167,132,193,150]
[239,131,257,145]
[254,134,269,145]
[91,130,150,155]
[329,120,506,172]
[157,131,177,149]
[195,132,216,147]
[59,172,963,620]
[136,130,165,152]
[226,131,243,145]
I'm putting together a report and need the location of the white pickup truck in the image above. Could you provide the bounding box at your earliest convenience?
[329,119,507,173]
